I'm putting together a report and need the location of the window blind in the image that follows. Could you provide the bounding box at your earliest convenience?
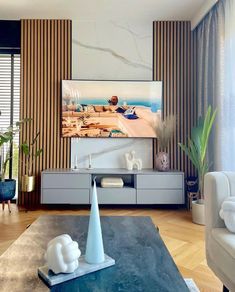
[0,54,20,194]
[0,54,11,130]
[0,54,20,137]
[13,55,20,133]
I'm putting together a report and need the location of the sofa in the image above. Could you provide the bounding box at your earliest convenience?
[205,172,235,292]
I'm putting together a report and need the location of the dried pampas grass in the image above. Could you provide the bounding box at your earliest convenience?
[154,115,176,149]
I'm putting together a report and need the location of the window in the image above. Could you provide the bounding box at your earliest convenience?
[0,54,20,198]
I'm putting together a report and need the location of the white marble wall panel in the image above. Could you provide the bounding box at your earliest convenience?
[71,138,153,169]
[71,20,154,169]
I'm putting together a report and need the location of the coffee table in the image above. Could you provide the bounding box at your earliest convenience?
[0,216,189,291]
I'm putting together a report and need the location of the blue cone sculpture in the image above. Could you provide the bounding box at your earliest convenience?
[85,178,105,264]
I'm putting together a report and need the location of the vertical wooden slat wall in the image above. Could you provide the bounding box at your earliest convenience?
[19,19,72,207]
[153,21,196,177]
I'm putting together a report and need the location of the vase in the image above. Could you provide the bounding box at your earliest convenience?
[21,175,35,192]
[0,179,16,201]
[156,152,170,171]
[192,199,205,225]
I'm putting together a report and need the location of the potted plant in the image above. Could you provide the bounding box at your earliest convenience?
[20,131,43,192]
[154,115,176,171]
[179,106,217,225]
[0,121,28,210]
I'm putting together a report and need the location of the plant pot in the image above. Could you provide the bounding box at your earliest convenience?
[21,175,35,192]
[0,179,16,201]
[156,152,170,171]
[192,199,205,225]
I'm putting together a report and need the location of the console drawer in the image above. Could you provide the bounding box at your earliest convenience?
[41,189,89,204]
[136,174,183,189]
[42,173,90,189]
[96,188,136,204]
[137,190,184,204]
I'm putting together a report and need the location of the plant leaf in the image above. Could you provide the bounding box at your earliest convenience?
[35,149,43,157]
[201,107,217,161]
[21,143,30,155]
[16,118,32,127]
[178,105,217,196]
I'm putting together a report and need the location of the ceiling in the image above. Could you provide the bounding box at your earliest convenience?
[0,0,205,22]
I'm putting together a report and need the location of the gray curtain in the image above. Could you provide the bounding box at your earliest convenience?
[193,0,235,171]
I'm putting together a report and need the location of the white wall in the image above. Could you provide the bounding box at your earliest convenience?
[71,20,153,169]
[191,0,218,30]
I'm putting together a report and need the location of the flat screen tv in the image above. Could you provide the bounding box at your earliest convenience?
[61,80,162,138]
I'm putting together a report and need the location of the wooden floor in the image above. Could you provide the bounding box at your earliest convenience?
[0,204,222,292]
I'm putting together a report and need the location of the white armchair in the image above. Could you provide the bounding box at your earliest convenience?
[205,172,235,292]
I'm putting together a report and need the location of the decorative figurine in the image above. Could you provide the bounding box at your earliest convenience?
[125,151,142,171]
[85,178,105,264]
[44,234,81,274]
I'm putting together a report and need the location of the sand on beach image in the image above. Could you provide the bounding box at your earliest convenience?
[61,80,162,138]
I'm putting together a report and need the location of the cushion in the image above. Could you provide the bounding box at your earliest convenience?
[212,228,235,259]
[219,197,235,233]
[101,177,124,188]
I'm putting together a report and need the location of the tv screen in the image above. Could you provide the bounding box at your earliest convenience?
[61,80,162,138]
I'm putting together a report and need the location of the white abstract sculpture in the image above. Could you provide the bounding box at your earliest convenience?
[85,178,105,264]
[44,234,81,274]
[220,197,235,233]
[125,151,142,171]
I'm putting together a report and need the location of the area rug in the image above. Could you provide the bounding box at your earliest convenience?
[185,278,200,292]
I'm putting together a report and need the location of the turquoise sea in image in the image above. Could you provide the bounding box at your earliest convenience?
[67,98,162,112]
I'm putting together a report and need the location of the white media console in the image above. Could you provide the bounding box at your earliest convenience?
[41,169,185,205]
